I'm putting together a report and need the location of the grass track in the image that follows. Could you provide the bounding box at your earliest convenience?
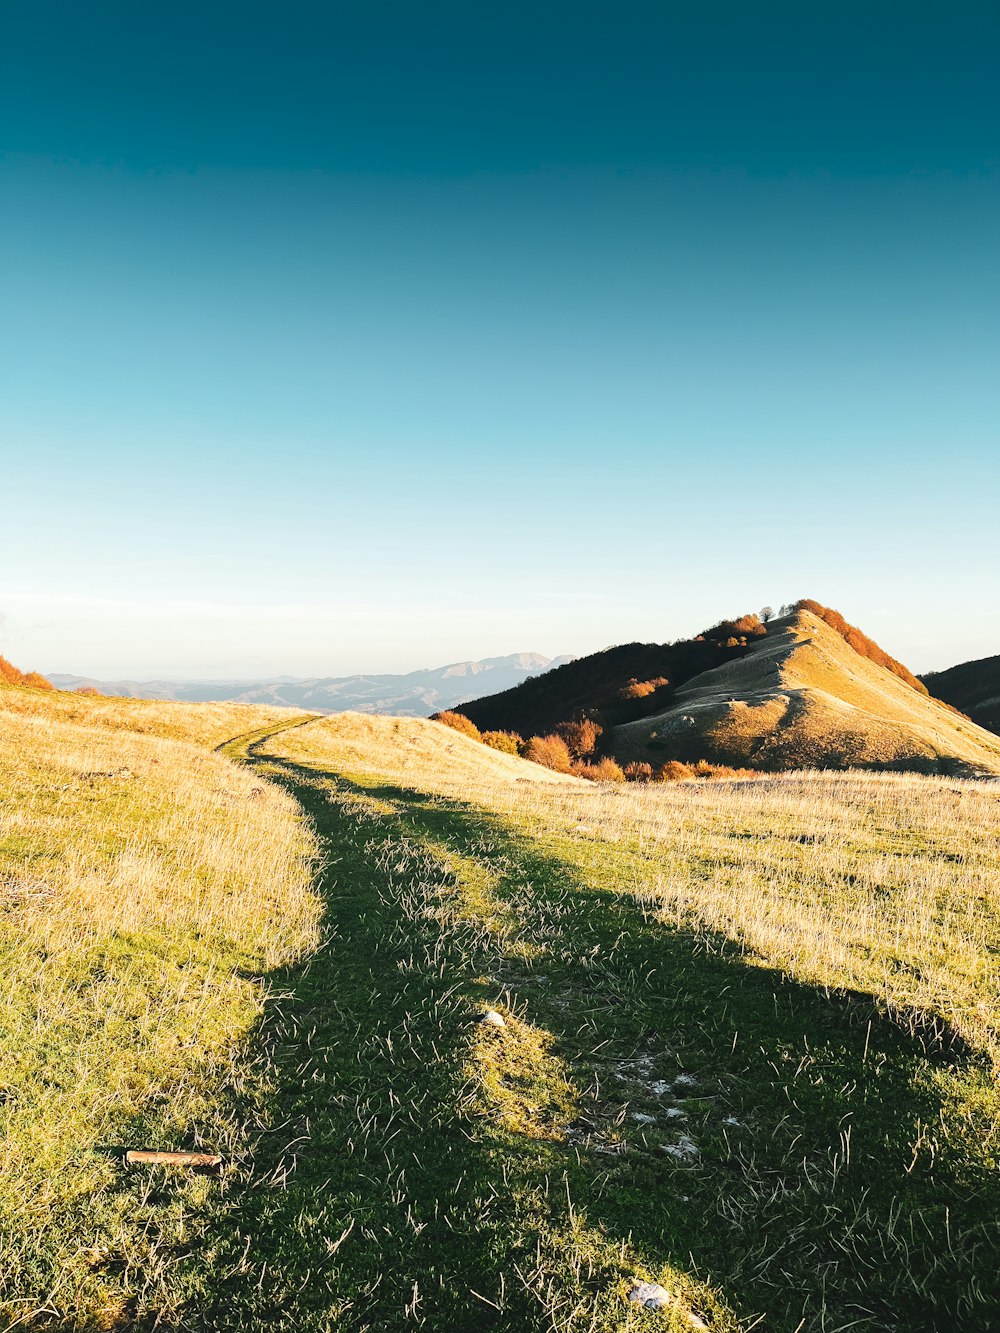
[176,734,1000,1332]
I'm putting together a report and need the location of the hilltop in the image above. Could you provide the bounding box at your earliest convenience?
[614,608,1000,775]
[50,651,571,716]
[458,604,1000,778]
[923,653,1000,736]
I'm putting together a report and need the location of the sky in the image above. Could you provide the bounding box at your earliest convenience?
[2,1,998,678]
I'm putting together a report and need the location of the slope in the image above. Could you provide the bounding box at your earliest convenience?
[614,608,1000,775]
[456,617,768,738]
[265,709,581,791]
[0,671,305,748]
[923,653,1000,736]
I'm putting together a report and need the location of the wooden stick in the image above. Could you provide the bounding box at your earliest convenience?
[125,1150,222,1167]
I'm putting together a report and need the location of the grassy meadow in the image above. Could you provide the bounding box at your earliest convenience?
[2,691,999,1330]
[0,688,319,1328]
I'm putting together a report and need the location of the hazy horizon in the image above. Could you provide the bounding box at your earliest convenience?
[3,2,997,679]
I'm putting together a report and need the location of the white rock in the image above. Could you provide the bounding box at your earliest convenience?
[663,1106,687,1120]
[723,1115,742,1127]
[481,1009,506,1028]
[649,1079,673,1096]
[674,1072,699,1089]
[662,1134,700,1162]
[631,1112,656,1124]
[628,1280,672,1311]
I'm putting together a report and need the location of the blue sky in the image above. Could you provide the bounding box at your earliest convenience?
[2,1,997,677]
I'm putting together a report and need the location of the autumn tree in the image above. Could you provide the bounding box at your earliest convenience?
[481,730,522,755]
[522,734,573,773]
[555,717,602,758]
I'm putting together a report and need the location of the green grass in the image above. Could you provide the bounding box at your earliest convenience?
[4,708,1000,1330]
[166,742,1000,1331]
[0,711,318,1329]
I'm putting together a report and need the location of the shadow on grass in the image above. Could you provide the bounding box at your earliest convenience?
[185,756,1000,1333]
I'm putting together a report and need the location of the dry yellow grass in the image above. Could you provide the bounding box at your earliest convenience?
[614,608,1000,775]
[0,689,319,1324]
[0,678,304,748]
[274,711,581,791]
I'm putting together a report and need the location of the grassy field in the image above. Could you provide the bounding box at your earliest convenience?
[2,694,999,1330]
[0,687,319,1328]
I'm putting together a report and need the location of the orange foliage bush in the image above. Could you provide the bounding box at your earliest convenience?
[481,730,522,755]
[623,761,654,782]
[619,677,669,701]
[0,656,53,690]
[555,717,603,758]
[432,710,482,742]
[572,757,625,783]
[656,759,756,782]
[522,734,573,773]
[75,686,101,696]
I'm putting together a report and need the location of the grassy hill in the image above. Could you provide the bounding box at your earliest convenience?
[456,605,1000,778]
[614,608,1000,775]
[923,653,1000,736]
[456,615,769,738]
[4,676,1000,1328]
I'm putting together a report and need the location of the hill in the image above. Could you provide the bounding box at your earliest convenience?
[923,653,1000,736]
[274,710,581,790]
[50,651,571,715]
[457,605,1000,778]
[614,608,1000,775]
[456,615,769,738]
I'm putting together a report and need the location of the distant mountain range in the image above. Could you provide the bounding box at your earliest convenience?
[49,652,573,716]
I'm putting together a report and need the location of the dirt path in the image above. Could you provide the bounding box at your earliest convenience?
[182,722,1000,1332]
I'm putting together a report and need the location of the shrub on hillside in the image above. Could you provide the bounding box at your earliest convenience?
[655,758,757,782]
[555,717,603,758]
[481,730,522,755]
[23,672,54,690]
[0,655,53,689]
[623,761,654,782]
[619,677,669,701]
[572,757,625,783]
[75,686,101,696]
[522,734,573,773]
[432,711,482,742]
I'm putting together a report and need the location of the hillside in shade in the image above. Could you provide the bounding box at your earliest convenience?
[923,654,1000,736]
